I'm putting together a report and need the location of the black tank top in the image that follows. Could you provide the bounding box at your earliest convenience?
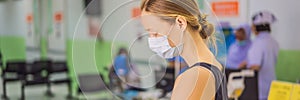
[191,62,228,100]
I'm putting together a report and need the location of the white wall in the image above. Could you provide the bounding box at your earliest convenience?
[67,0,142,41]
[0,0,26,36]
[249,0,300,50]
[66,0,87,39]
[47,0,67,60]
[0,2,4,35]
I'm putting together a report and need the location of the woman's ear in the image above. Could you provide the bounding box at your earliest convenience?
[175,16,187,30]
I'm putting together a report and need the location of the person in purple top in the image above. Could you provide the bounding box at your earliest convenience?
[245,11,279,100]
[226,23,252,69]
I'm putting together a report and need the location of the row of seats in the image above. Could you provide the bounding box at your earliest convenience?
[0,59,72,100]
[0,49,114,100]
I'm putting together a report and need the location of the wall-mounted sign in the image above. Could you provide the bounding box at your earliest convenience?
[54,12,63,38]
[131,7,141,18]
[26,13,33,24]
[212,1,239,17]
[26,13,34,37]
[54,12,63,23]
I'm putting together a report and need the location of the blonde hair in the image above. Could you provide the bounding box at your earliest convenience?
[141,0,217,50]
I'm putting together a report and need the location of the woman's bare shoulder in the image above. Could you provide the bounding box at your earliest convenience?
[178,66,214,80]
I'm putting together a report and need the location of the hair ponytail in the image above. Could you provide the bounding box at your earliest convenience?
[197,14,217,53]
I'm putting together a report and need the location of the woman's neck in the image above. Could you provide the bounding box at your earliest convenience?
[180,31,219,68]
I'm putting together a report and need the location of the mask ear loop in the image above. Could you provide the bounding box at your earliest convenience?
[176,29,185,54]
[164,21,185,55]
[165,24,175,36]
[166,22,185,54]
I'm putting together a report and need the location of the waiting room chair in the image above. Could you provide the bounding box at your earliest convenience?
[20,60,50,100]
[45,61,72,99]
[1,60,27,100]
[108,66,124,93]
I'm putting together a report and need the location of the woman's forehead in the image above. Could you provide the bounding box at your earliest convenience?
[141,13,161,22]
[141,13,170,31]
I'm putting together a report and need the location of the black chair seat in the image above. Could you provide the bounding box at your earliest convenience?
[3,78,20,81]
[51,68,67,73]
[25,79,48,85]
[52,79,70,84]
[49,62,68,73]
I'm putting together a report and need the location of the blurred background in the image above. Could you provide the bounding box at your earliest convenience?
[0,0,299,100]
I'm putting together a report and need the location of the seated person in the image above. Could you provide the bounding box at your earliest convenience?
[113,48,129,77]
[226,23,252,69]
[111,48,145,93]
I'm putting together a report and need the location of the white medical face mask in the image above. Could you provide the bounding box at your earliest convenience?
[237,40,247,46]
[147,25,184,59]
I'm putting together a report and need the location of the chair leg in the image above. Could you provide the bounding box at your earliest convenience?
[66,82,73,99]
[1,80,9,100]
[20,84,25,100]
[45,82,54,97]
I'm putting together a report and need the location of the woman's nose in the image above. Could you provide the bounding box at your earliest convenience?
[148,32,163,38]
[148,32,159,37]
[148,32,156,38]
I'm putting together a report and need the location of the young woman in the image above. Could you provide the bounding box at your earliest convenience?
[140,0,227,99]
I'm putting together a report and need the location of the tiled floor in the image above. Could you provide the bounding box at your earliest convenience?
[0,78,172,100]
[0,78,73,100]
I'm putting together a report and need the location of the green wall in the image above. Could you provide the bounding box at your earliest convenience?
[40,38,48,59]
[0,36,26,64]
[276,50,300,82]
